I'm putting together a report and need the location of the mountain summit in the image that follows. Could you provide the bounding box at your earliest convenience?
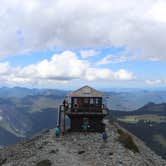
[0,120,165,166]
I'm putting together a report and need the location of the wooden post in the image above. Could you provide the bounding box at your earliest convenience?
[58,106,62,132]
[63,110,66,133]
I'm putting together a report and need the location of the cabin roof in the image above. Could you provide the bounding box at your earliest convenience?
[68,85,105,97]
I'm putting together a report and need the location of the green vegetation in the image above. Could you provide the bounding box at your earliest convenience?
[117,115,166,124]
[153,134,166,148]
[117,128,139,153]
[110,103,166,159]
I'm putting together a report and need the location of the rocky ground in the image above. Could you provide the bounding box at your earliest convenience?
[0,120,166,166]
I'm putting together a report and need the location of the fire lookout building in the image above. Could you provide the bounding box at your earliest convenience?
[58,86,109,132]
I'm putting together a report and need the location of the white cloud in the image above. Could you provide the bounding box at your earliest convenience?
[0,62,11,74]
[0,116,3,121]
[96,54,128,65]
[147,1,166,23]
[0,0,165,62]
[114,69,135,80]
[145,79,166,85]
[80,50,99,59]
[0,51,135,87]
[20,51,88,80]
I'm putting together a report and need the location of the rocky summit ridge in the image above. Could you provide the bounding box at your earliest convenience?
[0,120,166,166]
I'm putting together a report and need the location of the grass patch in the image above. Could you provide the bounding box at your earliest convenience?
[153,134,166,147]
[117,115,166,124]
[117,128,139,153]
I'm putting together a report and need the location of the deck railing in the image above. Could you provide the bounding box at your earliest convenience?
[60,103,109,115]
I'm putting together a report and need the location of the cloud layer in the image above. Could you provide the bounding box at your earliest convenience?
[0,51,135,86]
[146,79,166,85]
[0,0,166,88]
[0,0,166,61]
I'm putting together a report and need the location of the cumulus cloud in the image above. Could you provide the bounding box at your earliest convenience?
[0,51,135,86]
[0,0,166,62]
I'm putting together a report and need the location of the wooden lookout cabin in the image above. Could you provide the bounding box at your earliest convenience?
[57,86,109,132]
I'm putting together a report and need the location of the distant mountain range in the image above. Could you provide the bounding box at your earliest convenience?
[0,87,166,151]
[0,88,66,146]
[1,86,166,111]
[0,87,68,98]
[107,90,166,111]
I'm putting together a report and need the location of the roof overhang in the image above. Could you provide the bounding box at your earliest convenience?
[68,85,107,98]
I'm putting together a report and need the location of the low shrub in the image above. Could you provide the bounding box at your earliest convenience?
[117,128,139,153]
[0,158,7,166]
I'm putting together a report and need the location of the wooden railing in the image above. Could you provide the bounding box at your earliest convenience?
[65,109,108,115]
[60,103,109,114]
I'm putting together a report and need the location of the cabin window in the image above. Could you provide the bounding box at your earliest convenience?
[94,98,102,107]
[84,98,89,104]
[95,98,99,105]
[90,98,93,104]
[73,98,78,104]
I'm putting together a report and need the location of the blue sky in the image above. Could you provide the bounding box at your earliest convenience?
[0,0,166,89]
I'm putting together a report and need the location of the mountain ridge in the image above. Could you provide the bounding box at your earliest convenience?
[0,120,165,166]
